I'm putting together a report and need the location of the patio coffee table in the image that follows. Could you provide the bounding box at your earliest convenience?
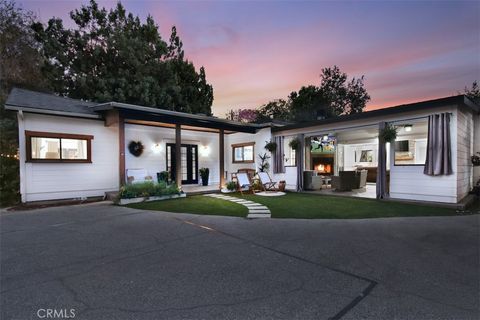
[322,176,332,189]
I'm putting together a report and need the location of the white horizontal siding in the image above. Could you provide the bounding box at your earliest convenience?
[124,124,221,186]
[225,128,271,175]
[456,107,474,200]
[475,114,480,183]
[21,113,119,202]
[389,107,458,203]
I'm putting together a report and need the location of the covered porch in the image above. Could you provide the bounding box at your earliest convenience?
[93,102,262,191]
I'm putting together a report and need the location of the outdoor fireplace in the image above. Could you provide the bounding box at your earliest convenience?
[312,155,334,175]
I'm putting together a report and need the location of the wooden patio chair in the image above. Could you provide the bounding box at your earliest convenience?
[236,172,255,195]
[258,171,278,192]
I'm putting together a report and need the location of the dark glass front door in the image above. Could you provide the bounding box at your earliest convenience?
[166,144,198,184]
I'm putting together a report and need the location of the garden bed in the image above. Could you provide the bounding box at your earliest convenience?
[117,181,183,205]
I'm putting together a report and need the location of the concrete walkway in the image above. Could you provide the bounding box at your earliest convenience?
[204,193,271,218]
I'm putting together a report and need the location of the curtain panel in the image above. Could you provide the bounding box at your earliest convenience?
[296,134,305,191]
[376,122,388,199]
[273,136,285,174]
[424,113,452,176]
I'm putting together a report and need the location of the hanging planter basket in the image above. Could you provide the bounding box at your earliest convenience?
[288,138,300,150]
[379,124,398,143]
[264,141,277,153]
[128,141,144,157]
[472,153,480,166]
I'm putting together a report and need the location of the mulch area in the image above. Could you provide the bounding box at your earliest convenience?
[3,197,105,211]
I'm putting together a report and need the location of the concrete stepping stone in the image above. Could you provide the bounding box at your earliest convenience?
[204,194,271,219]
[247,213,271,218]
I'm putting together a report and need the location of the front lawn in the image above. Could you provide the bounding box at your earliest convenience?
[128,192,458,219]
[240,192,457,219]
[127,195,248,217]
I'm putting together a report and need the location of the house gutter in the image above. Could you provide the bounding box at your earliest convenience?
[4,104,101,119]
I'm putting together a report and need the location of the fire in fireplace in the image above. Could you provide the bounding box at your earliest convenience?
[315,164,332,174]
[312,155,334,175]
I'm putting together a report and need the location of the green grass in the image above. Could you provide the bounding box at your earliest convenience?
[129,192,458,219]
[127,196,248,217]
[239,192,457,219]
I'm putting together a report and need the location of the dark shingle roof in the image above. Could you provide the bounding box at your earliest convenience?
[5,88,98,116]
[272,95,479,132]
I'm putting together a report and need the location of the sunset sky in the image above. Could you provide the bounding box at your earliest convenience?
[20,0,480,116]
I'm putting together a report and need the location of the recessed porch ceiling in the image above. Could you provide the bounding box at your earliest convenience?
[125,119,237,134]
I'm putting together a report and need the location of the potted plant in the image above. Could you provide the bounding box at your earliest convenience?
[226,181,237,192]
[157,171,169,183]
[379,124,397,143]
[199,168,209,186]
[472,152,480,166]
[289,138,300,150]
[264,140,277,153]
[257,153,270,172]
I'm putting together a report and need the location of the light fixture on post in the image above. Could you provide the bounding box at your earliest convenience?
[404,124,412,132]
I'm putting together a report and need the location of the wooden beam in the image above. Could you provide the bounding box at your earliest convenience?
[175,124,182,188]
[105,110,119,127]
[219,129,225,189]
[119,114,126,186]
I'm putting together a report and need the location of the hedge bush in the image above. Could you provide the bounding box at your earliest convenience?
[119,182,180,199]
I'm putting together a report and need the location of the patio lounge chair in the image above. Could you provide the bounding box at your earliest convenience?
[236,172,254,195]
[258,171,278,191]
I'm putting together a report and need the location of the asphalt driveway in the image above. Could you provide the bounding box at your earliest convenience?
[1,202,479,320]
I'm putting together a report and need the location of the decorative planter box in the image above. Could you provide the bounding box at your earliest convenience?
[118,193,186,205]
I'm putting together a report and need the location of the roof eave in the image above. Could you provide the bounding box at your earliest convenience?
[4,104,101,119]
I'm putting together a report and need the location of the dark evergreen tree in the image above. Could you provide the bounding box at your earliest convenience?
[0,0,48,205]
[32,0,213,114]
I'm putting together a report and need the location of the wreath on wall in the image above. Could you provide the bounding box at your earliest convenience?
[128,141,144,157]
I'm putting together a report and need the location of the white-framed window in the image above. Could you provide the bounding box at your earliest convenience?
[232,142,255,163]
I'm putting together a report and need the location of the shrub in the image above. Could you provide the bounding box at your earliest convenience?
[119,182,180,199]
[226,181,237,191]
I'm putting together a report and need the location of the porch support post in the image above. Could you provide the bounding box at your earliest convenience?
[118,115,126,186]
[175,124,182,188]
[219,129,225,189]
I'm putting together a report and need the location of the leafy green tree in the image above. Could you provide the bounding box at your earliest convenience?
[289,66,370,121]
[32,0,213,114]
[0,0,48,206]
[225,109,258,122]
[464,81,480,105]
[255,99,290,123]
[288,85,329,122]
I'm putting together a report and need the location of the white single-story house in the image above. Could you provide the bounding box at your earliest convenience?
[5,88,480,205]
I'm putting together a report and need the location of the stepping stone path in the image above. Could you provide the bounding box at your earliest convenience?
[204,194,271,218]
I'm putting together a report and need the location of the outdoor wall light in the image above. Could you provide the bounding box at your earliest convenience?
[151,143,162,153]
[200,145,211,157]
[404,125,413,132]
